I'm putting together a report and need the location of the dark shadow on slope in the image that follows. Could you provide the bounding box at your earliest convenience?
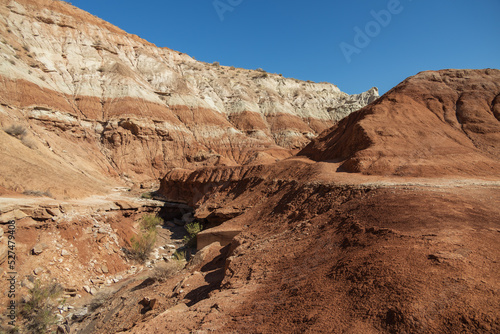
[184,244,231,307]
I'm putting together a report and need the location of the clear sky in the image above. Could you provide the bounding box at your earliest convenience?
[69,0,500,95]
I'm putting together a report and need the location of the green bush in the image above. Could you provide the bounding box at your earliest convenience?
[185,221,202,236]
[183,221,203,248]
[20,280,63,334]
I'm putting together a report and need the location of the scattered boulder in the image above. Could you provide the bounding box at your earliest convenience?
[71,307,88,321]
[63,287,78,298]
[182,212,195,224]
[32,243,48,255]
[173,218,184,226]
[0,209,27,223]
[33,267,44,275]
[61,249,70,256]
[46,207,61,217]
[90,278,105,285]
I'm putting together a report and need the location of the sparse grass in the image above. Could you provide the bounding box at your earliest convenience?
[183,221,203,248]
[20,280,63,334]
[129,214,163,263]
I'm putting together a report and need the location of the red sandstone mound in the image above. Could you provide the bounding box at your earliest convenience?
[300,69,500,177]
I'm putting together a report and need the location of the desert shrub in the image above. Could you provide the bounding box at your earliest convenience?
[151,261,184,282]
[21,136,36,149]
[22,190,53,198]
[4,125,27,138]
[130,229,157,262]
[20,280,63,334]
[256,68,266,72]
[212,61,220,67]
[185,221,202,236]
[252,72,268,79]
[183,221,203,248]
[141,214,163,230]
[129,214,162,262]
[229,66,235,70]
[172,250,187,262]
[4,125,37,149]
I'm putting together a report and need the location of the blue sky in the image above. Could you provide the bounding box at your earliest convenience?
[70,0,500,95]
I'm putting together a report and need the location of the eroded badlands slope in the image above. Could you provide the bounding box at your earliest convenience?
[127,69,499,333]
[0,0,377,197]
[300,69,500,177]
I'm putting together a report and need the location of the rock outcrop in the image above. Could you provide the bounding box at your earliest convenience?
[299,69,500,177]
[0,0,377,197]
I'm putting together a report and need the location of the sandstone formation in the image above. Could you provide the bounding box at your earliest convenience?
[0,0,377,197]
[300,69,500,177]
